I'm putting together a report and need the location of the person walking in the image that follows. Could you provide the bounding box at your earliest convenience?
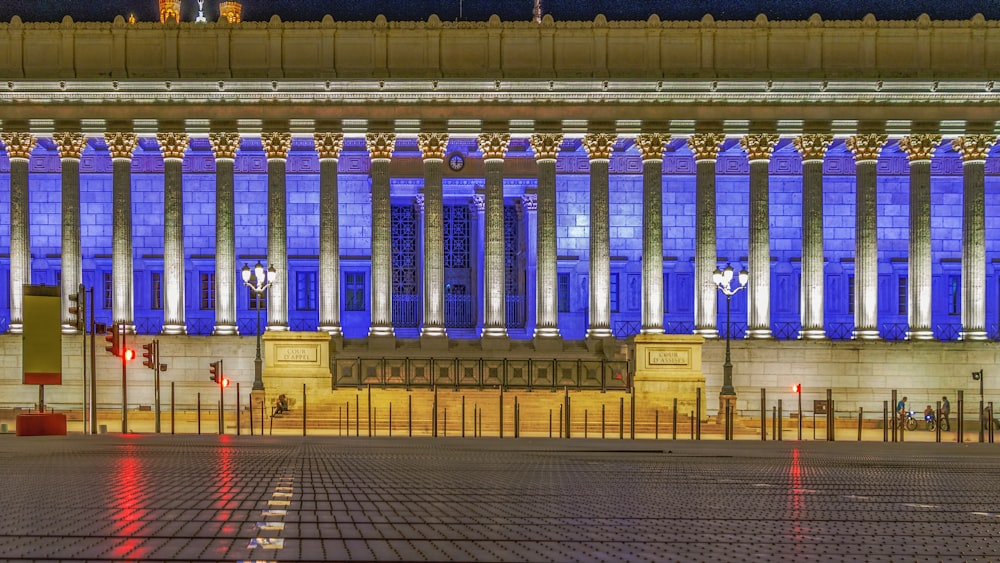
[941,396,951,431]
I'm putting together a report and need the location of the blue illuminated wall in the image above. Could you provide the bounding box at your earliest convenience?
[1,137,999,340]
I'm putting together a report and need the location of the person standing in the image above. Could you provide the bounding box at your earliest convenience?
[941,396,951,431]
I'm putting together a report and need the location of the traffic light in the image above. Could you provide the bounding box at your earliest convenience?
[122,348,135,361]
[792,383,801,394]
[104,324,120,357]
[221,377,230,388]
[209,361,220,384]
[142,342,155,370]
[68,283,86,332]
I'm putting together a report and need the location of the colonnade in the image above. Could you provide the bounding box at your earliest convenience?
[0,130,995,343]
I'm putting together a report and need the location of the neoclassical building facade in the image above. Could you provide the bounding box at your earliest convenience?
[1,8,1000,411]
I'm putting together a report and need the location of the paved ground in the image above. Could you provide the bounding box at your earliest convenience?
[2,436,1000,562]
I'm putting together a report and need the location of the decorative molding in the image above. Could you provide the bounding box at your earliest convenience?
[208,132,240,160]
[521,193,538,211]
[845,134,888,162]
[634,133,671,161]
[470,193,486,212]
[582,133,616,160]
[261,132,292,160]
[687,133,726,161]
[314,132,345,160]
[897,134,942,162]
[104,132,138,160]
[416,132,448,160]
[792,134,833,161]
[365,132,396,160]
[477,132,511,160]
[155,132,190,160]
[952,135,997,162]
[53,132,86,160]
[529,133,563,160]
[739,133,778,161]
[0,132,36,160]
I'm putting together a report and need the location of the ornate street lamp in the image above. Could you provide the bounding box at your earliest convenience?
[242,262,276,391]
[713,264,749,397]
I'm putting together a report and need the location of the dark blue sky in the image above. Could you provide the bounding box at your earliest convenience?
[1,1,998,23]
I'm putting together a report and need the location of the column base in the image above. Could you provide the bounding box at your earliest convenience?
[367,325,394,338]
[266,324,290,332]
[640,327,664,335]
[718,394,738,421]
[480,326,509,339]
[318,325,342,337]
[745,328,772,339]
[533,326,561,339]
[212,324,239,336]
[367,333,396,352]
[532,335,563,353]
[852,329,880,340]
[906,329,935,341]
[419,332,450,351]
[162,324,187,335]
[61,324,81,335]
[798,328,826,340]
[8,323,22,334]
[960,330,988,341]
[693,328,719,339]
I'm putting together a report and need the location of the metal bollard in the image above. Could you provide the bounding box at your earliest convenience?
[197,393,201,435]
[777,399,782,441]
[619,397,624,440]
[883,401,888,443]
[689,411,694,440]
[761,388,767,441]
[935,401,941,443]
[672,398,677,441]
[585,410,589,439]
[170,382,175,435]
[696,387,702,440]
[958,390,964,443]
[858,407,863,442]
[602,404,606,439]
[772,406,776,441]
[655,410,658,440]
[891,390,897,443]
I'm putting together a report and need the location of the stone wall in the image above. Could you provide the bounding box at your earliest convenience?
[0,14,998,80]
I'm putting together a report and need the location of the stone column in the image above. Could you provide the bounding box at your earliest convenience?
[954,135,995,341]
[477,133,511,344]
[899,134,941,340]
[845,134,888,340]
[105,132,138,330]
[54,133,86,333]
[315,132,344,336]
[739,134,778,339]
[157,133,190,335]
[529,133,563,342]
[521,193,538,338]
[365,132,396,340]
[1,133,35,334]
[261,132,291,331]
[417,133,448,344]
[582,133,617,341]
[209,132,239,335]
[688,133,726,338]
[793,134,833,339]
[636,133,670,334]
[471,193,486,335]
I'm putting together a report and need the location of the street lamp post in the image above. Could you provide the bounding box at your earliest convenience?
[713,265,749,398]
[242,262,276,391]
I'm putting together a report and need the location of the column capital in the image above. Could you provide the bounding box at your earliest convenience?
[521,193,538,211]
[477,132,511,160]
[687,133,726,161]
[582,132,616,160]
[529,133,563,160]
[261,132,292,160]
[898,134,942,162]
[104,132,138,160]
[846,133,888,162]
[739,133,778,161]
[952,135,997,162]
[0,132,36,160]
[53,132,87,160]
[634,133,671,160]
[314,132,345,160]
[208,132,240,160]
[417,132,449,160]
[792,134,833,161]
[471,193,486,212]
[365,132,396,160]
[156,132,190,160]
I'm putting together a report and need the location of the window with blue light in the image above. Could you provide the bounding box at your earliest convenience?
[847,275,854,315]
[897,276,907,315]
[150,273,163,310]
[948,275,960,315]
[248,286,267,310]
[610,272,619,313]
[102,273,112,309]
[345,272,365,312]
[663,273,670,313]
[558,273,570,312]
[295,271,317,311]
[200,272,215,310]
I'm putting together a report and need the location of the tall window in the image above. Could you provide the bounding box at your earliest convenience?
[102,272,113,309]
[948,275,960,315]
[345,272,366,312]
[295,271,317,311]
[897,276,907,315]
[847,274,855,315]
[610,272,620,313]
[557,273,571,313]
[662,273,670,314]
[150,272,163,310]
[200,272,216,310]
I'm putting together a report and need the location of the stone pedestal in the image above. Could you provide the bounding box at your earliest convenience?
[262,332,331,407]
[632,334,707,420]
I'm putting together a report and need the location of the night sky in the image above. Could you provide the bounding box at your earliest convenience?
[0,1,998,23]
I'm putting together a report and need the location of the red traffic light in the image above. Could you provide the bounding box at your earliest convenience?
[221,377,230,389]
[792,383,801,393]
[104,324,120,357]
[123,348,135,361]
[141,342,155,370]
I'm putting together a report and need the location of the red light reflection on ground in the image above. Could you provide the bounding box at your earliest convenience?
[109,444,153,559]
[788,448,808,539]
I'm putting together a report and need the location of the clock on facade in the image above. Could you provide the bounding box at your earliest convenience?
[447,152,465,171]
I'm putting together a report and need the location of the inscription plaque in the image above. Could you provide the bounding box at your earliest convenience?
[648,350,689,366]
[276,346,318,363]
